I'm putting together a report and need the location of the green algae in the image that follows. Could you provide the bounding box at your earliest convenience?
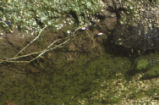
[0,0,104,35]
[0,52,131,105]
[1,28,159,105]
[129,91,145,99]
[136,58,149,70]
[1,42,159,104]
[1,1,159,104]
[144,65,159,78]
[134,53,159,78]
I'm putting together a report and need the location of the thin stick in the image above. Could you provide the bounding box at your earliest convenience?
[14,26,47,57]
[28,38,69,62]
[0,24,89,64]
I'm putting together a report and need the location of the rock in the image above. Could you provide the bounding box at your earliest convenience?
[109,0,159,52]
[112,24,159,51]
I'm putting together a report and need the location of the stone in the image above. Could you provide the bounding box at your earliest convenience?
[108,0,159,52]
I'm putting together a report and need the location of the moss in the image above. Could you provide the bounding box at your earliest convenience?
[0,52,132,105]
[0,0,104,34]
[129,91,145,99]
[145,88,157,96]
[103,97,121,104]
[144,65,159,78]
[119,0,157,27]
[133,53,159,78]
[136,58,149,70]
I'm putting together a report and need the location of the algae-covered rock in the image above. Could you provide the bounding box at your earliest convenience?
[0,0,104,35]
[136,58,149,70]
[144,65,159,78]
[110,0,159,52]
[134,53,159,78]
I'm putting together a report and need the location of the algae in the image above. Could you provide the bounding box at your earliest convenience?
[144,65,159,78]
[0,1,159,104]
[1,32,159,105]
[136,58,149,70]
[0,0,104,35]
[134,53,159,78]
[0,52,131,105]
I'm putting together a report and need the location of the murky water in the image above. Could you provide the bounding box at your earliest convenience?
[0,26,159,105]
[0,52,132,105]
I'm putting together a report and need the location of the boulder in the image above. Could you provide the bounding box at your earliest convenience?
[107,0,159,52]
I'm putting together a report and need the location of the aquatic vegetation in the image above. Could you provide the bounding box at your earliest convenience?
[144,65,159,78]
[1,1,159,105]
[0,53,131,105]
[136,58,149,70]
[134,53,159,78]
[0,0,104,35]
[111,0,159,52]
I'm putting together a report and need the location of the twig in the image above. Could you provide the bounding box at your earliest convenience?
[28,38,63,62]
[0,24,89,64]
[14,26,47,57]
[0,38,66,63]
[8,39,61,61]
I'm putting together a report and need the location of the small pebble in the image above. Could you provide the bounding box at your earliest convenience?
[0,33,3,36]
[97,32,104,36]
[101,9,104,12]
[81,27,86,30]
[67,30,71,34]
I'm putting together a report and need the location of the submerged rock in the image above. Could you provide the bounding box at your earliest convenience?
[112,24,159,51]
[107,0,159,52]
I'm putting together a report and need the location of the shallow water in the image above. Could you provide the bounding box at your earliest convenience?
[0,26,159,105]
[0,48,133,105]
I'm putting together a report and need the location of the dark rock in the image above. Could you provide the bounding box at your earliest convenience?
[105,0,159,53]
[112,24,159,52]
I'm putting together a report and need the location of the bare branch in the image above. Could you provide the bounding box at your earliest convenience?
[0,24,89,64]
[14,26,47,57]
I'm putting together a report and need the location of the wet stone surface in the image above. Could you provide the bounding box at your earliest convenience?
[112,24,159,52]
[102,0,159,53]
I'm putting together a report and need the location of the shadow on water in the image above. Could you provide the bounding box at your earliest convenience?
[103,33,159,81]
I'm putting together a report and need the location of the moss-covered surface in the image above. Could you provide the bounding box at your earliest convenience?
[134,53,159,79]
[0,24,159,105]
[136,58,149,70]
[118,0,158,26]
[110,0,159,52]
[1,1,159,104]
[1,48,159,105]
[0,0,104,35]
[0,52,131,105]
